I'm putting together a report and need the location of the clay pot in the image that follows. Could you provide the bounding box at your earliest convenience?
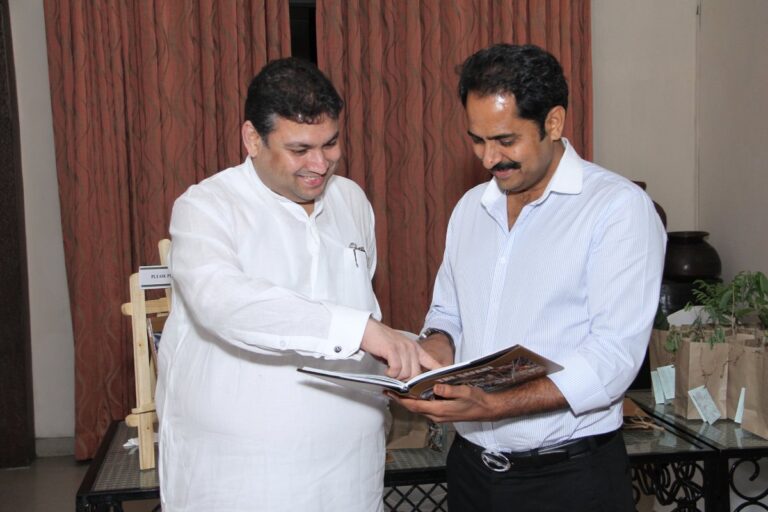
[663,231,721,281]
[658,231,721,317]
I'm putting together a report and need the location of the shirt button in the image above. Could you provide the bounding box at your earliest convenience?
[334,346,342,353]
[280,340,287,348]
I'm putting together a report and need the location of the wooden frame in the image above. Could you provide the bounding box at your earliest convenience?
[120,240,171,470]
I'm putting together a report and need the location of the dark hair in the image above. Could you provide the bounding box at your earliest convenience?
[244,57,343,142]
[458,44,568,137]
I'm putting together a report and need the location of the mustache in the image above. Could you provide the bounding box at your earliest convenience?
[491,161,522,172]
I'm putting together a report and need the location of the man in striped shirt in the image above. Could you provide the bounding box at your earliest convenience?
[395,44,666,511]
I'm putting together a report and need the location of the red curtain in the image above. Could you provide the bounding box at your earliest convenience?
[43,0,291,460]
[316,0,592,332]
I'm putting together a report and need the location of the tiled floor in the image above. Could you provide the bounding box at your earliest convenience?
[0,456,159,512]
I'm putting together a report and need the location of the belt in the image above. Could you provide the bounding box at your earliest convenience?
[456,430,620,472]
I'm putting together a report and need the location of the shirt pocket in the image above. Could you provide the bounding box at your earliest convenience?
[339,241,378,313]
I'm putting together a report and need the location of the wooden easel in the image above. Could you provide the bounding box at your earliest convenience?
[121,239,171,470]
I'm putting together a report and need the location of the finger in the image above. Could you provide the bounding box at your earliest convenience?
[398,354,414,381]
[395,342,420,381]
[432,384,470,399]
[387,393,410,408]
[417,347,442,371]
[385,354,403,379]
[388,394,421,413]
[389,347,408,381]
[393,393,439,411]
[407,344,421,380]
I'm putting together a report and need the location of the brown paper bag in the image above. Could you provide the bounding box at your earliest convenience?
[673,339,729,419]
[649,329,676,370]
[386,401,430,449]
[740,345,768,439]
[726,334,760,420]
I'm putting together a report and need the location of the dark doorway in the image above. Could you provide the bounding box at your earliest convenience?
[290,0,317,64]
[0,0,35,468]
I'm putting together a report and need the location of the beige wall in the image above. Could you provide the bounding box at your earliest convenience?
[593,0,768,278]
[592,0,699,232]
[697,0,768,280]
[8,0,75,441]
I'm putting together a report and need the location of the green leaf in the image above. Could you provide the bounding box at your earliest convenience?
[707,327,726,347]
[665,330,681,353]
[718,290,733,310]
[758,272,768,293]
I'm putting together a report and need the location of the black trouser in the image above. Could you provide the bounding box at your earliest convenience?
[447,432,635,512]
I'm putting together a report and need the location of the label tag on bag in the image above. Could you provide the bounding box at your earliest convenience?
[657,365,676,400]
[139,265,172,289]
[688,385,721,424]
[651,370,666,404]
[734,387,746,424]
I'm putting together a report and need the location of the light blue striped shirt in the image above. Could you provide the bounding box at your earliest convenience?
[425,139,666,451]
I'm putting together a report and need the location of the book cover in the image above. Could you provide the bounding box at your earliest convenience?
[298,344,563,400]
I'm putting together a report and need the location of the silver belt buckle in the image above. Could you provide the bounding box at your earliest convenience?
[481,450,512,472]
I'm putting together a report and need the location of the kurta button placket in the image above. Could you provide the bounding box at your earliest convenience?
[306,217,321,295]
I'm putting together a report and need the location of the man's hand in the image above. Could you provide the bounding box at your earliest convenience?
[360,319,440,380]
[391,384,500,423]
[392,377,568,423]
[418,332,455,367]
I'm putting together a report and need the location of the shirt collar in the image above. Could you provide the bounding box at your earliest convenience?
[245,157,325,219]
[480,137,583,211]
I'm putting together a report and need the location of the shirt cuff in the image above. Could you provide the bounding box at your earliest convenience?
[547,352,612,415]
[323,303,370,359]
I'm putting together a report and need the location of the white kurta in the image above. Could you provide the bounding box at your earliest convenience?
[156,158,388,512]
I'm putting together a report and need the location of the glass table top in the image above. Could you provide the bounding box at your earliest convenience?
[628,389,768,452]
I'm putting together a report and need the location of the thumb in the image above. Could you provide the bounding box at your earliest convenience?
[417,346,442,371]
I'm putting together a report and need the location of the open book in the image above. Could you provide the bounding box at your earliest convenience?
[298,344,563,400]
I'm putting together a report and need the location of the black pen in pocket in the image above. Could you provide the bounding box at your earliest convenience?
[348,242,366,267]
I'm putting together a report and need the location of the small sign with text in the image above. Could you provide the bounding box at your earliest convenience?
[139,265,172,289]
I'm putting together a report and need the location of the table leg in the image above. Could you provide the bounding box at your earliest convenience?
[704,456,729,512]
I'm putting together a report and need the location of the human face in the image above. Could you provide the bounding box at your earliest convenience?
[465,92,564,198]
[242,115,341,212]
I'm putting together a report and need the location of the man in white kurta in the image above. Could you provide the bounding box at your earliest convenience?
[156,58,432,512]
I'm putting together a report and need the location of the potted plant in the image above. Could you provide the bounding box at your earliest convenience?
[660,271,768,420]
[664,271,768,349]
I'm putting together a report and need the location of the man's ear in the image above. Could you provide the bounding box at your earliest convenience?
[544,106,566,141]
[242,121,262,157]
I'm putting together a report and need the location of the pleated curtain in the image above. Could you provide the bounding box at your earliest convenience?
[44,0,291,460]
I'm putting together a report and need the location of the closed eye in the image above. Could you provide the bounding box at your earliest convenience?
[468,134,484,145]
